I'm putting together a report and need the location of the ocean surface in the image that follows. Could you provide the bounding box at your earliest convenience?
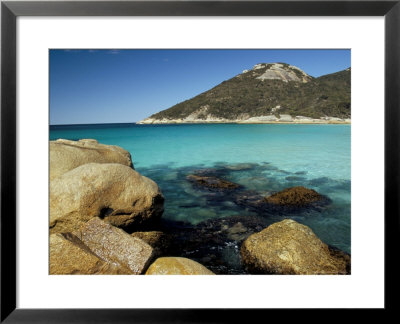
[50,123,351,270]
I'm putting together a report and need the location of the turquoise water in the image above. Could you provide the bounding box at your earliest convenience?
[50,123,351,253]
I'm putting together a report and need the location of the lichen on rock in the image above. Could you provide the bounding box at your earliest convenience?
[50,233,130,275]
[50,162,164,233]
[265,186,329,207]
[240,219,350,275]
[145,257,215,275]
[75,218,155,275]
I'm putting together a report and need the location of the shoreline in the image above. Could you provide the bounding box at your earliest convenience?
[136,120,351,125]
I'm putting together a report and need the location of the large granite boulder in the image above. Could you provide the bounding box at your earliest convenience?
[240,219,350,274]
[145,257,215,275]
[75,218,155,275]
[265,186,329,207]
[186,174,240,190]
[50,163,164,233]
[50,233,129,274]
[50,139,133,181]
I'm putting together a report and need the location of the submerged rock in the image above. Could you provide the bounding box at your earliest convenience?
[225,222,248,241]
[240,219,350,274]
[145,257,215,275]
[225,163,257,171]
[192,168,223,177]
[285,175,306,182]
[50,233,130,274]
[186,174,241,190]
[163,215,270,274]
[50,139,133,181]
[265,186,329,207]
[76,218,155,275]
[233,190,268,210]
[50,163,164,233]
[232,186,330,216]
[308,177,330,186]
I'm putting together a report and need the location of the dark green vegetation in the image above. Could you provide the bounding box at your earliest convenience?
[149,63,351,120]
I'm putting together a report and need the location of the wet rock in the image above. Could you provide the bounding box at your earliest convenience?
[192,168,222,177]
[225,163,257,171]
[161,171,178,181]
[240,219,350,274]
[186,174,241,190]
[50,139,133,181]
[326,245,352,274]
[262,164,279,171]
[239,176,269,188]
[75,218,155,274]
[308,177,330,186]
[50,233,130,274]
[233,190,271,213]
[131,231,170,256]
[225,222,249,241]
[332,180,351,191]
[234,190,266,205]
[233,187,330,216]
[145,257,215,275]
[50,163,164,233]
[285,175,306,182]
[227,222,247,234]
[163,215,270,274]
[265,186,329,207]
[201,256,212,263]
[179,203,202,208]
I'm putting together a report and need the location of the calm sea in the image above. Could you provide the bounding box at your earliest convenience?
[50,123,351,254]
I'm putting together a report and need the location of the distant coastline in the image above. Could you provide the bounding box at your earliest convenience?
[142,64,351,126]
[137,116,351,125]
[49,120,351,128]
[136,121,351,125]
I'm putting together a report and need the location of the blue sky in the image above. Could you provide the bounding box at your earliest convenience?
[50,49,350,125]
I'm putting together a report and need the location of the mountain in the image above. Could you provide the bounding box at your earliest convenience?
[138,63,351,124]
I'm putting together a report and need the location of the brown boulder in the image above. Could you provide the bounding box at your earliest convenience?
[50,163,164,233]
[50,139,133,181]
[265,186,328,207]
[240,219,350,275]
[76,218,155,275]
[186,174,240,190]
[50,233,130,274]
[145,257,215,275]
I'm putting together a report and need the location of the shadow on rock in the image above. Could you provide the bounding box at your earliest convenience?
[160,215,270,274]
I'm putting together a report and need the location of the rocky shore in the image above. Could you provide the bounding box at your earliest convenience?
[137,115,351,125]
[50,139,350,275]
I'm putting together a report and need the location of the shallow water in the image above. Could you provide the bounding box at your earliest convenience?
[50,123,351,262]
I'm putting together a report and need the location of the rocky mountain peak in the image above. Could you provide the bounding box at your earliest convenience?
[241,62,312,83]
[138,65,350,124]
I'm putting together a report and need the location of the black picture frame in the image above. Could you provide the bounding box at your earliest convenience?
[1,0,399,322]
